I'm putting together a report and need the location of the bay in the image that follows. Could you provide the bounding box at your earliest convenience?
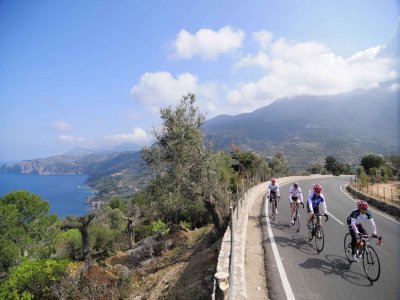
[0,173,93,219]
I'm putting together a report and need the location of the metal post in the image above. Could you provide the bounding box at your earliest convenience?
[391,188,394,204]
[229,206,234,300]
[384,187,386,202]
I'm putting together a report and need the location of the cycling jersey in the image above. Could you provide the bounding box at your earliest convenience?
[289,186,303,203]
[307,192,327,214]
[268,183,280,198]
[347,209,376,234]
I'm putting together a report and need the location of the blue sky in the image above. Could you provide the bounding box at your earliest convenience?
[0,0,399,160]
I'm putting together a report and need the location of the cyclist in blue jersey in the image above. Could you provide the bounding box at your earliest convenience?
[307,183,329,237]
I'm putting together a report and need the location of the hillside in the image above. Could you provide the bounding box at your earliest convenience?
[203,81,400,169]
[0,150,152,200]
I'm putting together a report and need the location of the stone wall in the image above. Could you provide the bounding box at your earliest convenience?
[346,185,400,219]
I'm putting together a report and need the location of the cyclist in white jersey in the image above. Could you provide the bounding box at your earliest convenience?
[289,182,304,225]
[268,177,280,214]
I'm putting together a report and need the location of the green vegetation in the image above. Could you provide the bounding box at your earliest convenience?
[0,191,60,273]
[0,259,70,300]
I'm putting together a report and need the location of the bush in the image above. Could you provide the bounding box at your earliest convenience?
[0,258,70,300]
[55,229,82,260]
[134,224,152,242]
[150,219,168,236]
[89,223,116,256]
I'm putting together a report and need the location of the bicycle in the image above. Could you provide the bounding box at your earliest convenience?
[291,200,304,233]
[307,213,328,252]
[268,194,279,221]
[344,233,382,281]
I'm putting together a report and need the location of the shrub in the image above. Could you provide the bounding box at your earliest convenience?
[89,223,115,256]
[150,219,168,236]
[55,229,82,260]
[134,224,152,242]
[0,258,70,300]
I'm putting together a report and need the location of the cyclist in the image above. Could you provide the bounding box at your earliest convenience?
[289,182,304,225]
[307,183,329,237]
[346,200,378,262]
[268,177,280,214]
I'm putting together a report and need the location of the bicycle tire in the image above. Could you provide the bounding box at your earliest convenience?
[295,209,300,232]
[343,233,353,262]
[271,201,276,221]
[314,225,324,252]
[362,245,381,281]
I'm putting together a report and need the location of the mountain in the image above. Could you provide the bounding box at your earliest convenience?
[63,147,96,157]
[203,81,400,168]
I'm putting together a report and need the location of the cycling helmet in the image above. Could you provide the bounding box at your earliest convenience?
[313,183,322,193]
[293,182,299,188]
[271,177,276,184]
[357,200,368,210]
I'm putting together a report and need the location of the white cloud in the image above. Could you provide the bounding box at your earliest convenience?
[253,31,273,50]
[59,135,92,143]
[228,36,398,112]
[105,127,151,144]
[173,26,244,60]
[389,83,400,92]
[53,121,72,131]
[130,71,219,116]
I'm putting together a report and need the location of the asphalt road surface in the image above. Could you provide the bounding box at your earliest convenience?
[262,176,400,300]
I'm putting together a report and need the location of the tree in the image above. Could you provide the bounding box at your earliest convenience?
[307,163,323,174]
[231,147,270,181]
[142,94,230,234]
[61,215,95,267]
[324,156,337,173]
[0,191,60,272]
[268,152,289,177]
[360,154,384,175]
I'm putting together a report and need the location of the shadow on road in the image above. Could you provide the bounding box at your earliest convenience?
[299,254,373,286]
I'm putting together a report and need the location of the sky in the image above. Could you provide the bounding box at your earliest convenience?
[0,0,399,161]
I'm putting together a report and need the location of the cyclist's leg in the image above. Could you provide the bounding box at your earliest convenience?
[306,203,312,226]
[349,226,358,255]
[316,206,321,226]
[290,197,297,217]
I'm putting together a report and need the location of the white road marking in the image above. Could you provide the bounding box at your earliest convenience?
[340,184,400,225]
[264,203,295,300]
[328,213,345,225]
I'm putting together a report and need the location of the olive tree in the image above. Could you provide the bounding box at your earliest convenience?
[142,94,230,234]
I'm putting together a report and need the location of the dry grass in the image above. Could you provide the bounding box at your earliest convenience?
[106,225,221,299]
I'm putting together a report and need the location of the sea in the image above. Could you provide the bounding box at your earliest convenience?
[0,173,93,219]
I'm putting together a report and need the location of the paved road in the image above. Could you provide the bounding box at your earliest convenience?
[262,176,400,300]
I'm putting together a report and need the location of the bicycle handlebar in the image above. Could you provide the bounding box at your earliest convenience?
[358,234,383,245]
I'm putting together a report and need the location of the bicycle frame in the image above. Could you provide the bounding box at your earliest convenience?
[292,201,304,232]
[344,233,382,281]
[308,214,327,252]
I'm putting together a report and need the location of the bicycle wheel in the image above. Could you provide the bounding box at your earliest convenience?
[308,221,314,241]
[295,209,300,233]
[362,245,381,281]
[314,225,324,252]
[271,201,276,221]
[343,233,353,262]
